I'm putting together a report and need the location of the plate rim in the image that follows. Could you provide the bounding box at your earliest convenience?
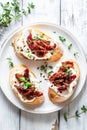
[0,22,87,114]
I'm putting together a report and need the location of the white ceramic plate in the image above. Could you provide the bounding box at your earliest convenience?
[0,23,86,114]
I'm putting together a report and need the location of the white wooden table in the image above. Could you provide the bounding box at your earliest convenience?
[0,0,87,130]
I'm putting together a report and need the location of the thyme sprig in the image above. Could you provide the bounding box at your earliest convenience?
[0,0,35,27]
[64,105,87,122]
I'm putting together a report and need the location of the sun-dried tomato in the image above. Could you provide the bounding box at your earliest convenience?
[49,61,76,93]
[27,34,56,57]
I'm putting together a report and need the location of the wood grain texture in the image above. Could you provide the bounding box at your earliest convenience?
[20,111,58,130]
[0,90,19,130]
[22,0,61,25]
[0,0,22,130]
[60,0,87,55]
[60,0,87,129]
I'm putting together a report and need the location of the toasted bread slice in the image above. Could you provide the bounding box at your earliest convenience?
[48,59,80,103]
[9,65,44,105]
[13,28,63,62]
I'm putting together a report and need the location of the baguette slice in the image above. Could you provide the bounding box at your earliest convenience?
[13,28,63,62]
[48,59,80,103]
[9,65,44,105]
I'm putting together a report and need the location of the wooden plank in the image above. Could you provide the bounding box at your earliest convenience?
[22,0,61,25]
[0,0,23,130]
[60,0,87,55]
[0,90,20,130]
[20,111,58,130]
[21,0,61,130]
[60,0,87,129]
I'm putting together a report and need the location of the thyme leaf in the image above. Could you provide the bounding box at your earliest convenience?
[59,36,66,43]
[74,52,78,56]
[68,43,72,50]
[7,57,14,68]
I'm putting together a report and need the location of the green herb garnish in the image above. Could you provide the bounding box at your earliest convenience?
[33,34,41,40]
[7,57,14,67]
[44,78,48,80]
[0,0,35,27]
[20,77,32,89]
[66,69,72,76]
[53,31,56,34]
[27,2,35,14]
[74,52,78,56]
[47,71,53,78]
[26,39,29,44]
[59,36,66,43]
[37,67,39,69]
[26,50,32,58]
[20,77,26,82]
[11,42,14,47]
[40,62,48,73]
[64,105,87,122]
[40,73,43,76]
[68,43,72,50]
[40,80,42,83]
[41,33,45,38]
[11,0,21,18]
[24,82,32,89]
[22,9,27,16]
[40,65,46,70]
[75,110,80,118]
[37,62,53,79]
[63,64,72,76]
[64,113,68,122]
[48,65,53,69]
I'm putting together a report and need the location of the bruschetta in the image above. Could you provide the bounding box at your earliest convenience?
[9,65,44,105]
[13,28,63,62]
[48,59,80,103]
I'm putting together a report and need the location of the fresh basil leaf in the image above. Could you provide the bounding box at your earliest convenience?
[20,77,26,83]
[24,82,32,89]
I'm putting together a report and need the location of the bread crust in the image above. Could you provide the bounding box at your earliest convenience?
[14,31,25,59]
[48,59,80,103]
[9,65,44,105]
[13,28,63,62]
[46,44,63,62]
